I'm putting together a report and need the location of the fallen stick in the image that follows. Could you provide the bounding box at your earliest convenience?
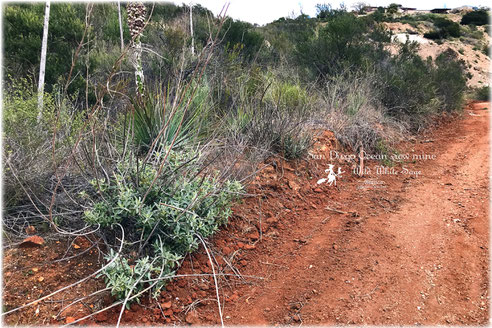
[359,145,364,177]
[325,206,347,214]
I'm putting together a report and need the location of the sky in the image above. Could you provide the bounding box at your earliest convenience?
[188,0,488,25]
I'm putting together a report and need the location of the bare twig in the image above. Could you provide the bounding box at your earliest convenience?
[196,233,224,328]
[325,206,347,214]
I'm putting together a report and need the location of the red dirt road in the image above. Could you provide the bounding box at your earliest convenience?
[192,102,490,326]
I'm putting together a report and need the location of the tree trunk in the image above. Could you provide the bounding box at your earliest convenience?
[117,0,124,51]
[37,0,50,123]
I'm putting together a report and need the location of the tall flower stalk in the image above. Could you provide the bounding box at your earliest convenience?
[127,2,147,95]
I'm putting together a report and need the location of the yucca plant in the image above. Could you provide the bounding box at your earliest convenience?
[130,81,212,154]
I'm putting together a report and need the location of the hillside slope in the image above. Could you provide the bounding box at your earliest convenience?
[385,19,490,87]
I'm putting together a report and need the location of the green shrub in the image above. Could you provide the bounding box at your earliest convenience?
[84,147,243,302]
[91,3,130,43]
[424,17,461,39]
[386,3,400,16]
[474,86,490,101]
[424,30,442,39]
[376,44,467,125]
[433,49,467,111]
[220,18,264,61]
[372,7,386,22]
[483,43,490,56]
[296,11,390,78]
[435,17,461,36]
[461,10,489,26]
[297,12,369,77]
[378,42,441,127]
[263,14,316,60]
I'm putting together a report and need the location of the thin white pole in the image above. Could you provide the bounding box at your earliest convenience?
[37,0,50,123]
[117,0,124,51]
[190,3,195,56]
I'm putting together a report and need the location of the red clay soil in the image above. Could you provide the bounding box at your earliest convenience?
[2,102,490,326]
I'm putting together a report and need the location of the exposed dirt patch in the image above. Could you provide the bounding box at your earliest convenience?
[2,236,105,325]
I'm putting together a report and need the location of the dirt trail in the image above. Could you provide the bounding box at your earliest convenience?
[210,102,490,326]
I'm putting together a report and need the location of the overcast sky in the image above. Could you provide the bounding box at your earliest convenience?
[188,0,488,25]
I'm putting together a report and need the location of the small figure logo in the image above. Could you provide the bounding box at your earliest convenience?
[317,164,344,186]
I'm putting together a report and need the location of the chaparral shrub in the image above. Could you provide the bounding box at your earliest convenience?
[83,147,242,302]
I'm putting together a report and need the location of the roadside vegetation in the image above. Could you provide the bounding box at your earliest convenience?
[2,2,476,320]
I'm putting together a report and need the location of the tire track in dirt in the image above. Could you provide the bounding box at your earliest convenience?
[219,103,489,325]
